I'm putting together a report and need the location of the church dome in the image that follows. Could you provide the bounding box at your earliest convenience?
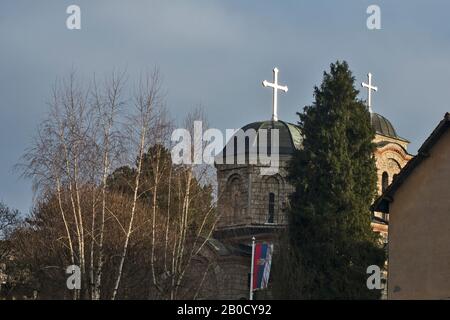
[220,120,302,160]
[371,113,400,139]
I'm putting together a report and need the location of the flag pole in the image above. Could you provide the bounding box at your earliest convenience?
[249,236,255,300]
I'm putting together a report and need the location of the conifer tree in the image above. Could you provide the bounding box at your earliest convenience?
[280,61,385,299]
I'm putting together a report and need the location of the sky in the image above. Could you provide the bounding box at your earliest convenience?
[1,0,450,214]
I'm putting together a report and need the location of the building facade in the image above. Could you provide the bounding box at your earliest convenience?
[374,113,450,299]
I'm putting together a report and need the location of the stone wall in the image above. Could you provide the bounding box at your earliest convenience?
[215,156,293,231]
[373,133,412,224]
[215,256,251,300]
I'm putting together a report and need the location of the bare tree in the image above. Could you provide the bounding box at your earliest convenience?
[17,69,219,300]
[90,71,126,300]
[0,202,20,262]
[19,71,114,299]
[165,108,219,299]
[111,69,165,300]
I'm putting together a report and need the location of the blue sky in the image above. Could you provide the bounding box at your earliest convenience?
[1,0,450,213]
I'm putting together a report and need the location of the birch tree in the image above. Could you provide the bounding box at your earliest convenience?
[90,71,125,300]
[111,69,164,299]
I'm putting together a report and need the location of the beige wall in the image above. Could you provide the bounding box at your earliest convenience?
[388,129,450,299]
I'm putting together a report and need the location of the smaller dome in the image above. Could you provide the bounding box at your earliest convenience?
[371,113,399,139]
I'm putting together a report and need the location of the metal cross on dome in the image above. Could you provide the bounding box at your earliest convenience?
[262,67,288,121]
[361,72,378,113]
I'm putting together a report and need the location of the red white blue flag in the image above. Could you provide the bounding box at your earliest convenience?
[252,243,274,290]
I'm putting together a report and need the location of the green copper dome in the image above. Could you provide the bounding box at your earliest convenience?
[219,120,302,160]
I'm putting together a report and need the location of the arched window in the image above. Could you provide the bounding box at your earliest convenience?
[264,175,281,224]
[268,192,275,223]
[382,172,389,192]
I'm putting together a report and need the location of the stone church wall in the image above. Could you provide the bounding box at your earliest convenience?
[216,157,294,230]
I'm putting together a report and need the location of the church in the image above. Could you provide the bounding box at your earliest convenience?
[199,68,412,300]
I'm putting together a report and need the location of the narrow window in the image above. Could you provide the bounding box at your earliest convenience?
[382,172,389,192]
[268,192,275,223]
[245,136,250,164]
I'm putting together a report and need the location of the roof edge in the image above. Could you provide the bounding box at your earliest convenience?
[374,131,410,143]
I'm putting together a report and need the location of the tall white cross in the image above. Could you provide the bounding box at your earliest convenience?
[262,67,288,121]
[361,72,378,113]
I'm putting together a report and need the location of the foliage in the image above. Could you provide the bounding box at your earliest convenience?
[274,61,385,299]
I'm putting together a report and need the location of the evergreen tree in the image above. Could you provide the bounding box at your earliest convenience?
[281,61,385,299]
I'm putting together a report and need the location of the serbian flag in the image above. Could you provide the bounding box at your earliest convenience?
[252,243,274,290]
